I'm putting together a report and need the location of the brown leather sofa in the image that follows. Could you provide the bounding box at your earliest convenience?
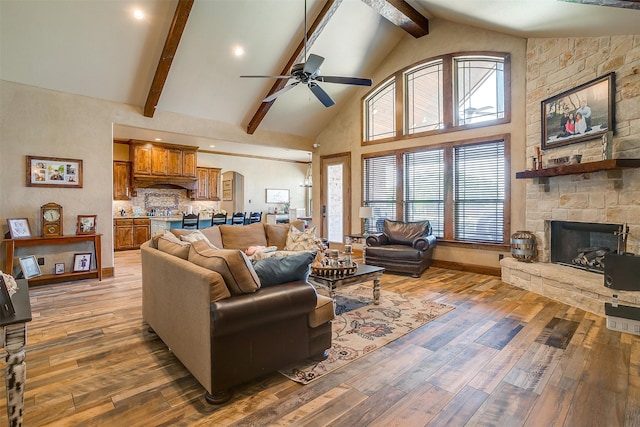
[365,219,437,277]
[141,222,333,404]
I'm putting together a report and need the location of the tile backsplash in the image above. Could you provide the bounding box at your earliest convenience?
[113,188,219,216]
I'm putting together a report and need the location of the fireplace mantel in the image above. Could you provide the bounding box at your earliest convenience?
[515,158,640,179]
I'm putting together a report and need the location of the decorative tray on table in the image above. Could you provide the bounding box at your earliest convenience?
[310,251,357,277]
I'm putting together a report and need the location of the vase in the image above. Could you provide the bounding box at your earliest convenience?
[510,230,537,262]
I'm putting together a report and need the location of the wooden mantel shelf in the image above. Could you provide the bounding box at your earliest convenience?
[515,159,640,179]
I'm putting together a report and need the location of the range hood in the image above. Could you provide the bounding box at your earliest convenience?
[132,176,197,191]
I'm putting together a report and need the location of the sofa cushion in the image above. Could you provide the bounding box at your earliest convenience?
[157,233,191,259]
[188,240,260,295]
[384,219,430,245]
[264,224,290,249]
[219,222,268,250]
[366,244,423,260]
[285,226,319,251]
[308,294,335,328]
[251,251,315,287]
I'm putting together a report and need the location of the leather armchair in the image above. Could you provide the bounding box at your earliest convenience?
[365,219,437,277]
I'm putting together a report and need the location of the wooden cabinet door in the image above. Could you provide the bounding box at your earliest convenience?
[131,144,152,175]
[133,219,150,248]
[167,149,183,176]
[114,220,134,250]
[151,146,167,175]
[195,168,209,200]
[183,151,197,177]
[208,168,220,200]
[113,161,131,200]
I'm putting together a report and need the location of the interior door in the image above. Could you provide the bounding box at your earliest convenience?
[320,153,351,244]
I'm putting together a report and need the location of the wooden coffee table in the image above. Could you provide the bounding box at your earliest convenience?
[308,264,385,304]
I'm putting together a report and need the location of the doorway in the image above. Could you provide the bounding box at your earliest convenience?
[320,153,351,244]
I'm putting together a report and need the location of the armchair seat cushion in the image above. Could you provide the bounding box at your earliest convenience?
[366,245,424,260]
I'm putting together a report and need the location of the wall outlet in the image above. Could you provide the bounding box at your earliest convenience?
[37,257,45,265]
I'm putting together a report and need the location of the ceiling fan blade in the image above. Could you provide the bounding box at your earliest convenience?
[316,76,373,86]
[263,82,299,103]
[303,54,324,76]
[240,75,291,79]
[308,82,335,107]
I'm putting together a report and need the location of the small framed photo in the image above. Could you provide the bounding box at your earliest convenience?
[73,253,92,272]
[76,215,97,235]
[55,263,65,275]
[6,218,33,239]
[19,255,42,279]
[26,155,83,188]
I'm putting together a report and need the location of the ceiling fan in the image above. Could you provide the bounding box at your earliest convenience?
[240,1,373,107]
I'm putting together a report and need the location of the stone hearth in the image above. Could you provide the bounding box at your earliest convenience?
[501,257,640,316]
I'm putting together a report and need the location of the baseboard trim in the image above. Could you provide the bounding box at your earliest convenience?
[102,267,115,278]
[432,260,501,277]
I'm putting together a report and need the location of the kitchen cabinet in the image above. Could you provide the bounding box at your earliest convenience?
[113,161,131,200]
[129,140,198,178]
[194,167,221,201]
[114,218,150,250]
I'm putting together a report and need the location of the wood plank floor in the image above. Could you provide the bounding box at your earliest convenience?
[2,250,639,426]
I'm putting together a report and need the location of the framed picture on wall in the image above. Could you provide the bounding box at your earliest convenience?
[26,156,83,188]
[222,180,233,201]
[541,72,615,149]
[265,188,289,204]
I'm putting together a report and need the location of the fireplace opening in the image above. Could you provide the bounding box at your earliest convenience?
[550,221,626,273]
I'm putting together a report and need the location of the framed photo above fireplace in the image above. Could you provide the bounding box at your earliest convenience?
[541,72,615,150]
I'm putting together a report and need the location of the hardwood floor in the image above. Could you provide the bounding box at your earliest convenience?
[2,250,639,426]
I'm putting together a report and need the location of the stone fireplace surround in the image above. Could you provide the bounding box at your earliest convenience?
[501,166,640,316]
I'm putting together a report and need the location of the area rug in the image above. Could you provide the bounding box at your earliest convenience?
[278,284,455,384]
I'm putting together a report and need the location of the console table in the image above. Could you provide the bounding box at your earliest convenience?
[1,279,32,427]
[3,234,102,285]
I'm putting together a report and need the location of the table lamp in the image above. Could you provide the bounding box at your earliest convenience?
[359,206,373,236]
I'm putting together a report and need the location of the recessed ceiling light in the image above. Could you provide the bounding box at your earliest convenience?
[133,9,144,20]
[154,138,162,141]
[233,46,245,57]
[209,144,216,148]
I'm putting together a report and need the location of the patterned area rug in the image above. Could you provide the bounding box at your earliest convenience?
[279,284,455,384]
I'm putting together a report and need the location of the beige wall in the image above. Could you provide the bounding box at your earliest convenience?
[0,80,311,272]
[314,18,528,269]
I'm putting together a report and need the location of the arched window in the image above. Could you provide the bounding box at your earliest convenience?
[455,56,505,126]
[363,79,395,142]
[405,60,443,134]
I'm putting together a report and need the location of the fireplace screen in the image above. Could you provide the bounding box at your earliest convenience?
[550,221,625,273]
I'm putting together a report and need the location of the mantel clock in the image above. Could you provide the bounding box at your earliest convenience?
[41,202,63,237]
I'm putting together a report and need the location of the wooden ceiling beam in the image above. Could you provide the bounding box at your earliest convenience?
[557,0,640,10]
[360,0,430,38]
[143,0,194,118]
[246,0,342,135]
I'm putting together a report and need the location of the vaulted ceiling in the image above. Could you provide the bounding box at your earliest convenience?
[2,0,639,160]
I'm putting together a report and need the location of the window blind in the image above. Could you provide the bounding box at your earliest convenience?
[454,140,505,243]
[363,154,397,233]
[403,149,444,237]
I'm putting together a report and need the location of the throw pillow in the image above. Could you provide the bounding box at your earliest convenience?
[245,245,277,256]
[188,240,260,295]
[284,226,318,251]
[180,230,219,249]
[219,222,268,250]
[157,233,191,259]
[252,251,315,287]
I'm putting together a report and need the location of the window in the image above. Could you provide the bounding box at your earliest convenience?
[454,140,505,243]
[362,137,508,245]
[403,149,444,236]
[364,79,395,142]
[362,52,509,143]
[455,56,505,126]
[405,61,443,134]
[362,154,397,233]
